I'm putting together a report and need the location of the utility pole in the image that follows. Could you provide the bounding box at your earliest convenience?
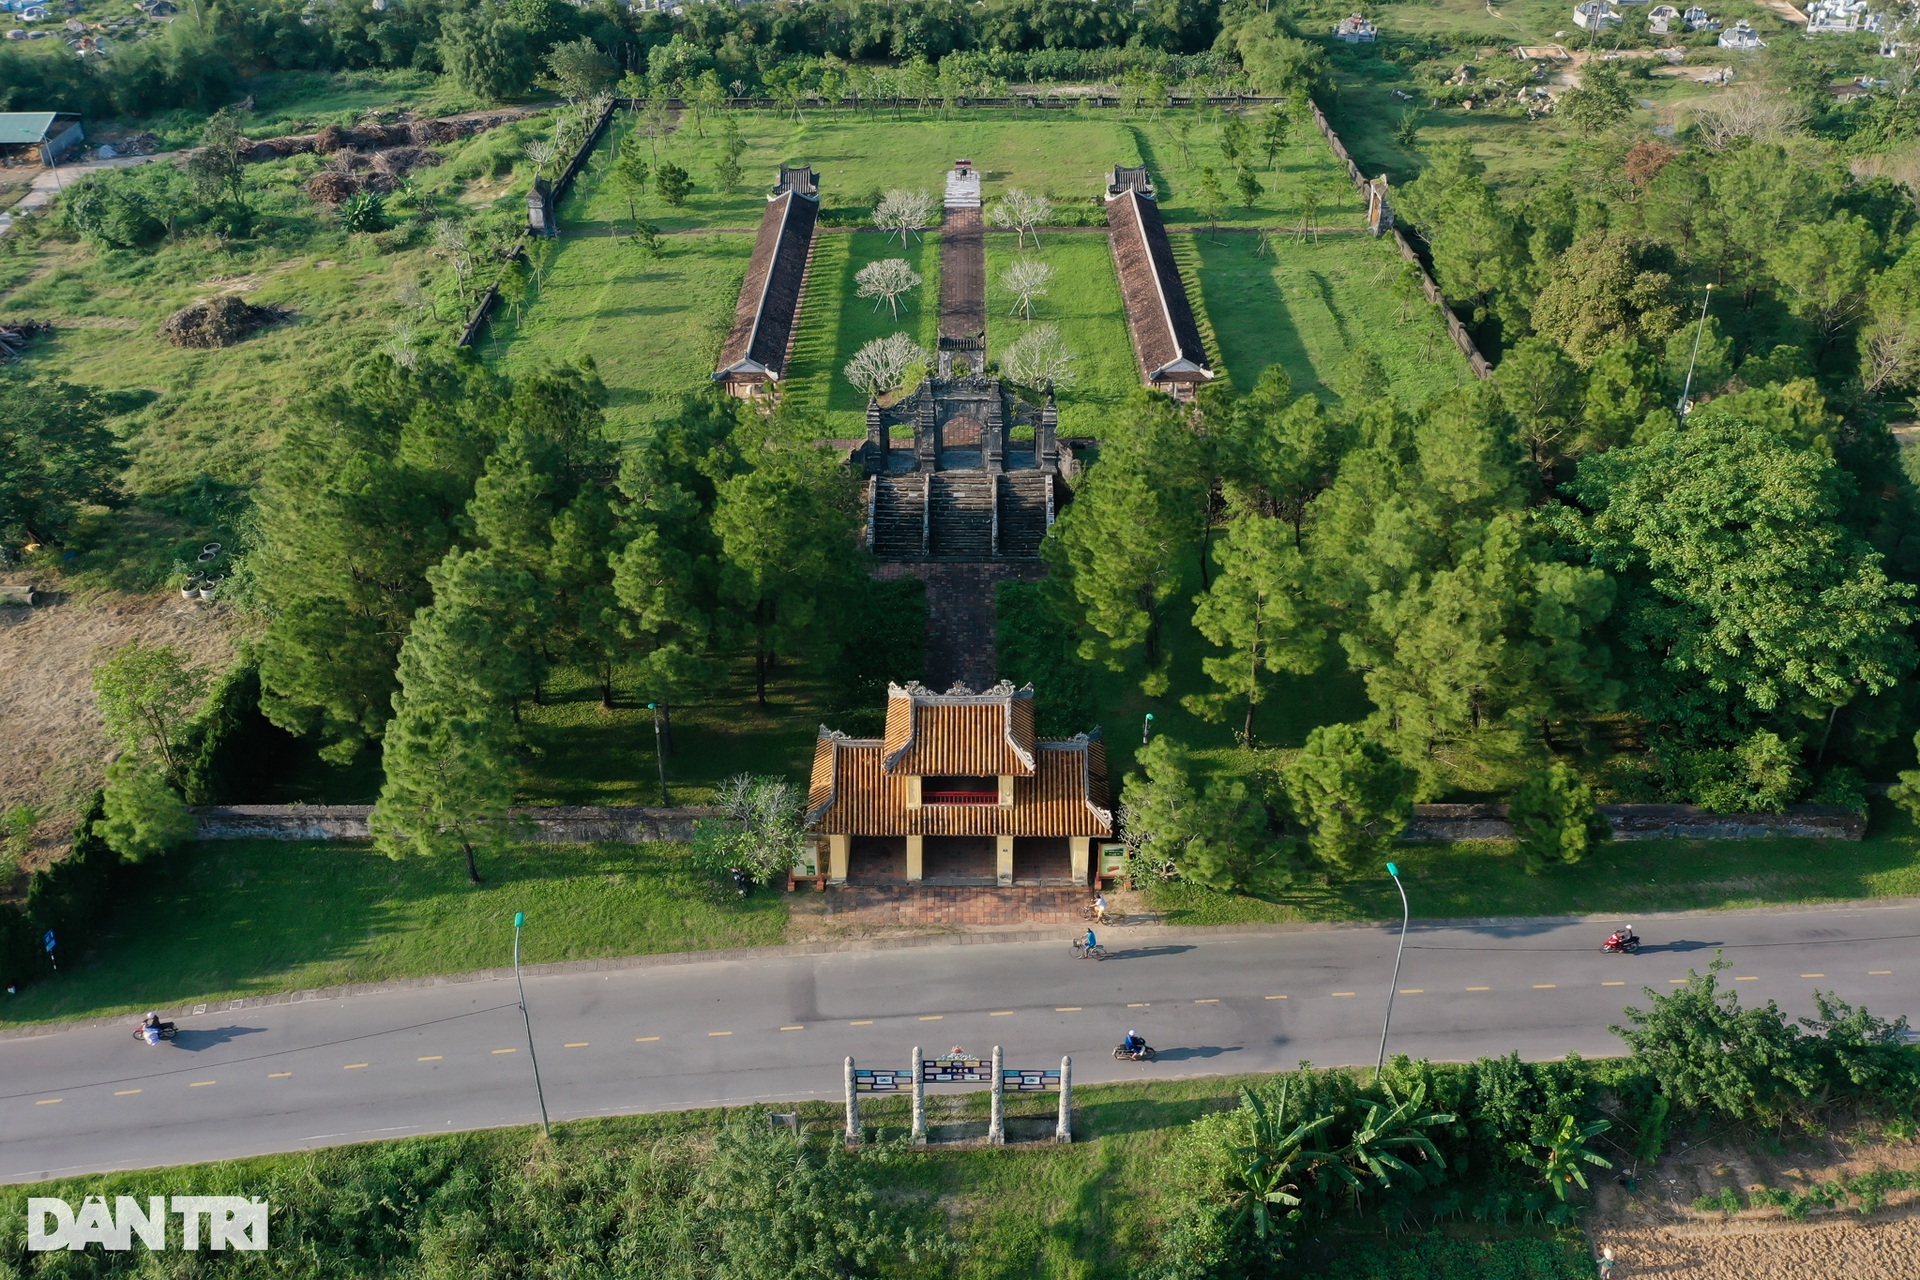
[512,912,551,1137]
[647,702,669,806]
[1375,862,1410,1076]
[1677,283,1713,418]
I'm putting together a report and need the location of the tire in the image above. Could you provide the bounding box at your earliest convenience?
[1114,1046,1156,1062]
[1090,945,1108,960]
[1141,1046,1157,1062]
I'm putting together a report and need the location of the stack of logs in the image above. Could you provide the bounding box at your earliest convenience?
[0,319,49,361]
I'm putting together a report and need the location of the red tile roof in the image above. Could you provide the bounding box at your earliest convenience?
[1106,186,1213,385]
[880,682,1036,777]
[714,187,819,382]
[806,734,1112,838]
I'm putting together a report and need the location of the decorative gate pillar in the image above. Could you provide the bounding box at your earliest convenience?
[911,1045,927,1144]
[1056,1055,1072,1143]
[988,1045,1006,1145]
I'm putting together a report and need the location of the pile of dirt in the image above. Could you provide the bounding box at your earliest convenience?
[245,110,526,164]
[161,295,289,348]
[301,144,441,204]
[0,319,51,361]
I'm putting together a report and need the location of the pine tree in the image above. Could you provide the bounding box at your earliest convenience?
[1285,724,1415,879]
[1187,516,1327,745]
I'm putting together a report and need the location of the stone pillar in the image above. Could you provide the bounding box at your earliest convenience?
[996,835,1014,887]
[1055,1055,1072,1144]
[863,399,887,475]
[1070,836,1091,886]
[527,177,556,237]
[997,776,1014,806]
[988,1045,1005,1145]
[844,1056,861,1146]
[906,834,924,883]
[828,834,850,885]
[911,1045,927,1144]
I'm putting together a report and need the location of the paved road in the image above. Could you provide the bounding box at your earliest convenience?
[4,902,1919,1183]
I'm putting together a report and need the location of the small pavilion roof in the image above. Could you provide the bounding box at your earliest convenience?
[806,732,1111,837]
[880,681,1037,777]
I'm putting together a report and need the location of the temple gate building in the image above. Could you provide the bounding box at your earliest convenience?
[806,682,1112,886]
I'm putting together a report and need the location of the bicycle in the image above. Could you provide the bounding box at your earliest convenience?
[1070,938,1109,961]
[1080,904,1123,927]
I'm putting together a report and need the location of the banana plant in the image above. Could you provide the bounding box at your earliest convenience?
[1321,1082,1456,1210]
[1512,1115,1614,1202]
[1228,1082,1341,1241]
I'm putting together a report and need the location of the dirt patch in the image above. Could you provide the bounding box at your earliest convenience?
[0,586,236,869]
[1588,1129,1920,1279]
[161,295,290,348]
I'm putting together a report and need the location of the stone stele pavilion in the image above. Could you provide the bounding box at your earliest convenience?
[806,681,1113,887]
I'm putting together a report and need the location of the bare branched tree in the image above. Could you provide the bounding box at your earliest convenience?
[1862,318,1920,395]
[525,140,556,177]
[874,188,936,244]
[987,188,1052,249]
[1001,257,1054,319]
[855,258,923,318]
[844,332,931,399]
[999,323,1077,388]
[433,220,475,306]
[1694,90,1809,151]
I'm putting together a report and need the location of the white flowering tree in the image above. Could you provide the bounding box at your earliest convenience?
[1001,258,1054,320]
[855,258,923,318]
[873,188,936,244]
[1000,323,1077,388]
[988,188,1052,249]
[844,332,931,399]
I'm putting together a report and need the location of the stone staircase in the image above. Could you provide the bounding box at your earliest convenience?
[869,474,929,558]
[869,471,1053,561]
[996,472,1052,558]
[928,473,995,558]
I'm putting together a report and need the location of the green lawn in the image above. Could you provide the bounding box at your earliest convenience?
[1188,231,1472,404]
[0,837,786,1029]
[1149,799,1920,927]
[982,230,1138,437]
[487,230,749,445]
[0,1077,1590,1278]
[781,230,941,434]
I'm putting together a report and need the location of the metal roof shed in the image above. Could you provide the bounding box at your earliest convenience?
[0,111,84,165]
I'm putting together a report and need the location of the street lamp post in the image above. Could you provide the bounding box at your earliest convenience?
[1141,712,1154,745]
[512,912,551,1137]
[1375,862,1410,1077]
[1676,284,1713,418]
[647,702,669,806]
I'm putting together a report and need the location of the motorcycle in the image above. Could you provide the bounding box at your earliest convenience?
[1113,1043,1157,1062]
[1602,930,1642,955]
[133,1021,177,1044]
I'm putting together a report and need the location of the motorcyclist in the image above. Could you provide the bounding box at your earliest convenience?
[1121,1029,1147,1058]
[1606,926,1638,950]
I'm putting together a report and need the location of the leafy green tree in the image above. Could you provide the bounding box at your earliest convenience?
[609,135,650,229]
[1492,336,1581,483]
[1612,957,1823,1125]
[1122,735,1282,893]
[1530,233,1683,366]
[1858,243,1920,395]
[1228,1082,1339,1244]
[690,774,805,887]
[1259,102,1291,167]
[1703,142,1838,310]
[1396,141,1526,325]
[1215,369,1350,545]
[60,169,164,248]
[1187,517,1326,743]
[1662,311,1732,403]
[91,641,209,780]
[1765,213,1881,350]
[1509,762,1607,873]
[712,440,860,706]
[1320,1083,1454,1209]
[252,356,499,761]
[0,374,124,550]
[1196,165,1226,235]
[1664,728,1804,813]
[93,755,195,862]
[538,35,615,101]
[371,549,525,885]
[1579,339,1667,453]
[1046,396,1206,694]
[439,7,537,103]
[655,161,692,207]
[1284,723,1415,878]
[184,106,251,229]
[1558,414,1917,739]
[1235,164,1264,209]
[1555,65,1633,133]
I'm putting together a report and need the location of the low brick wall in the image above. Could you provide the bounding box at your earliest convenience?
[1405,803,1866,843]
[193,805,721,843]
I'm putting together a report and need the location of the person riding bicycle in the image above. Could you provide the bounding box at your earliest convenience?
[1121,1029,1146,1058]
[1083,927,1098,954]
[1092,893,1108,924]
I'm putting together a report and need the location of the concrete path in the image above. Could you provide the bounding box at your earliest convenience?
[3,901,1917,1183]
[0,152,176,236]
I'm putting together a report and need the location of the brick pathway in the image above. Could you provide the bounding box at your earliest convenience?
[873,561,1046,691]
[813,886,1089,927]
[938,205,986,341]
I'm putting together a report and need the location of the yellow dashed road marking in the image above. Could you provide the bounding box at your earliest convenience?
[1056,1006,1082,1012]
[190,1080,216,1088]
[1331,992,1356,997]
[492,1048,516,1055]
[918,1015,943,1021]
[267,1072,292,1079]
[1801,974,1826,979]
[780,1025,805,1032]
[1871,970,1893,975]
[1534,984,1557,990]
[35,1098,61,1105]
[1668,979,1688,985]
[1128,1002,1151,1008]
[1265,994,1288,1000]
[417,1055,442,1062]
[1399,989,1425,994]
[709,1031,732,1037]
[343,1063,368,1070]
[564,1042,589,1048]
[635,1036,660,1042]
[989,1011,1013,1017]
[1602,981,1626,987]
[1466,986,1490,992]
[1735,976,1758,982]
[115,1089,142,1096]
[850,1020,874,1026]
[1195,998,1219,1004]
